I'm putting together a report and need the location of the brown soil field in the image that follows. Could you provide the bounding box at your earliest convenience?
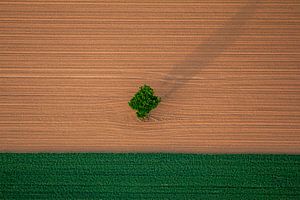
[0,0,300,153]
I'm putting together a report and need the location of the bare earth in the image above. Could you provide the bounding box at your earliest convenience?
[0,0,300,153]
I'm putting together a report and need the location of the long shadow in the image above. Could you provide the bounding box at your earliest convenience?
[159,1,259,99]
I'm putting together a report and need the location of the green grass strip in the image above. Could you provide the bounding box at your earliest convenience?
[1,153,299,199]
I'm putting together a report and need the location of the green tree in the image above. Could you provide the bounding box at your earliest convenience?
[128,85,161,119]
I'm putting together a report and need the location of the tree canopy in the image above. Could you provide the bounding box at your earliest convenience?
[128,85,161,119]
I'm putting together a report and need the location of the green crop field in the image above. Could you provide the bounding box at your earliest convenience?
[1,153,299,199]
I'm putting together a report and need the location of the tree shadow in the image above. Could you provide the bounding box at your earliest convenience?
[159,1,259,99]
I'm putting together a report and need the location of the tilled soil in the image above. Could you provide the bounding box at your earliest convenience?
[1,0,299,153]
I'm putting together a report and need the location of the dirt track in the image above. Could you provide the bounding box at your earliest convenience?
[1,0,300,153]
